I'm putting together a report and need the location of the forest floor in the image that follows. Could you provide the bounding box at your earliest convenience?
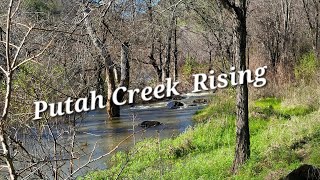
[81,84,320,180]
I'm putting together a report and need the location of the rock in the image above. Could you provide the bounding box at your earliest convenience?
[171,95,185,100]
[193,99,208,104]
[283,164,320,180]
[188,104,197,107]
[139,121,162,128]
[167,101,184,109]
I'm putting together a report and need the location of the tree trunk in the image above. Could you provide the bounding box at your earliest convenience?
[314,2,319,59]
[105,56,120,118]
[117,42,130,103]
[162,4,176,82]
[0,28,3,81]
[1,75,17,180]
[0,27,3,41]
[173,18,178,82]
[281,0,292,64]
[314,1,320,60]
[231,5,250,174]
[209,50,212,71]
[0,129,17,180]
[163,31,172,82]
[1,1,17,178]
[84,9,119,118]
[95,59,105,96]
[147,0,163,83]
[220,0,250,173]
[158,41,163,82]
[148,39,163,83]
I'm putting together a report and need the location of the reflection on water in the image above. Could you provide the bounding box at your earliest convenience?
[73,93,211,175]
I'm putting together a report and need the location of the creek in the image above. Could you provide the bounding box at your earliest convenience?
[73,93,211,174]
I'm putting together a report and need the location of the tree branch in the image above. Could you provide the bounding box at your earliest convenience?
[11,25,34,69]
[12,37,54,71]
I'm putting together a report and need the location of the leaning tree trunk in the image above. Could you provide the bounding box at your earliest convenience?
[84,9,119,118]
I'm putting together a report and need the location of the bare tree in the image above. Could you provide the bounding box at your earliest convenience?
[0,0,53,179]
[254,0,282,69]
[162,0,178,82]
[83,3,130,118]
[186,0,234,71]
[280,0,294,64]
[302,0,320,58]
[147,0,163,83]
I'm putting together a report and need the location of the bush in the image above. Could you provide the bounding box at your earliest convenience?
[179,56,210,92]
[294,52,318,83]
[23,0,60,15]
[181,56,197,77]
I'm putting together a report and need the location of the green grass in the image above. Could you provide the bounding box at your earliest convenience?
[81,90,320,180]
[251,97,315,120]
[193,89,236,122]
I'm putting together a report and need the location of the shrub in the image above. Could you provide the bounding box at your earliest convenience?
[179,56,210,91]
[294,52,318,83]
[181,56,197,77]
[23,0,60,15]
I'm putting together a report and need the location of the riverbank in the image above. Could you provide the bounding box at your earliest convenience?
[81,85,320,179]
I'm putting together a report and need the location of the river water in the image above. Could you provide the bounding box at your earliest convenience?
[0,93,211,179]
[74,93,211,173]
